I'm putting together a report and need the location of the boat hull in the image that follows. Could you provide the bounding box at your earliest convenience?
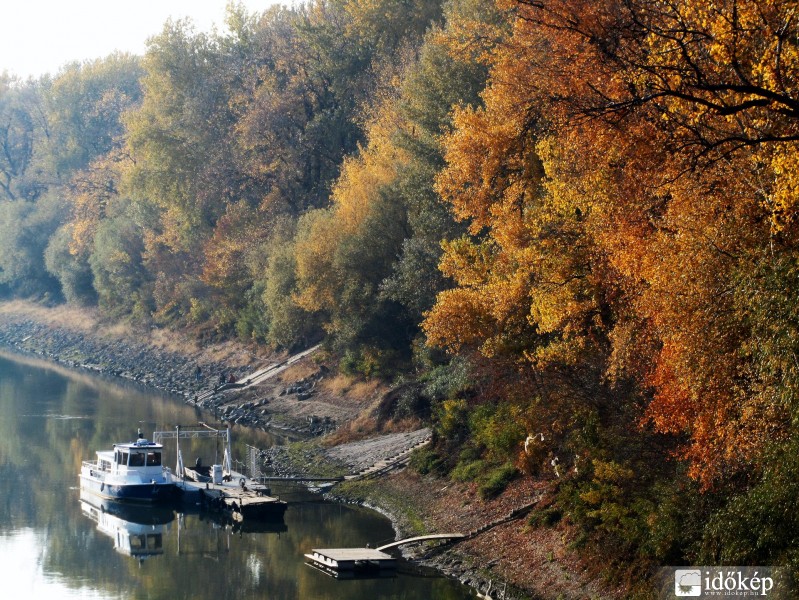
[80,473,178,504]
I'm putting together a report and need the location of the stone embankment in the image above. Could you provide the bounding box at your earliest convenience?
[0,318,245,398]
[0,307,337,436]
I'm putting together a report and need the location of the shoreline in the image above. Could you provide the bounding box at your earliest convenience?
[0,303,512,597]
[0,300,619,600]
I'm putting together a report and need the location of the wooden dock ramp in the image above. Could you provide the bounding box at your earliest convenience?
[375,533,465,552]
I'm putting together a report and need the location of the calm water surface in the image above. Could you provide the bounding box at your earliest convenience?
[0,352,474,599]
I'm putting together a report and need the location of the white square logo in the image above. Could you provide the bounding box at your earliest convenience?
[675,569,702,596]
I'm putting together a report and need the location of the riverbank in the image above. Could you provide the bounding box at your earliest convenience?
[0,300,622,600]
[0,300,381,436]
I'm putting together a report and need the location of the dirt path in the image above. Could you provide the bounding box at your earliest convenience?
[326,428,431,476]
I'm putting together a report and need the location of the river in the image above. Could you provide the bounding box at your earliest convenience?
[0,352,474,599]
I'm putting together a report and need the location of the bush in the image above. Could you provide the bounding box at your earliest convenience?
[528,506,564,527]
[409,446,447,476]
[451,458,487,482]
[479,463,518,500]
[469,402,526,461]
[44,224,97,305]
[699,441,799,573]
[420,356,472,401]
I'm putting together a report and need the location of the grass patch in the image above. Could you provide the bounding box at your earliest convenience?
[320,373,353,396]
[278,361,319,383]
[528,506,564,528]
[478,463,519,500]
[409,446,448,476]
[322,413,381,446]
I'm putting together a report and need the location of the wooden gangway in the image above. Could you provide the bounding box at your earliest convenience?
[376,533,465,552]
[255,476,345,483]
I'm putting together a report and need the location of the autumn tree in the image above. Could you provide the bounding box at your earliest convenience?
[293,126,411,355]
[40,54,142,179]
[0,76,43,201]
[381,0,499,320]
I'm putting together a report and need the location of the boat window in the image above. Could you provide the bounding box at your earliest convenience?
[146,451,161,466]
[128,452,145,467]
[100,459,111,471]
[119,451,129,465]
[148,534,162,550]
[130,535,146,551]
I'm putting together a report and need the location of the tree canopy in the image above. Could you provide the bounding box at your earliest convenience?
[5,0,799,587]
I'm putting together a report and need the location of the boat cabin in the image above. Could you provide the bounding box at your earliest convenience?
[96,438,164,475]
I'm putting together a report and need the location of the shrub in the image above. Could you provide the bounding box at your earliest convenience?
[528,506,563,527]
[479,463,518,500]
[451,458,487,482]
[409,446,447,476]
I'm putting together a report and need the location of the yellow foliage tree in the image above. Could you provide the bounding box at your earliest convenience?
[426,0,799,487]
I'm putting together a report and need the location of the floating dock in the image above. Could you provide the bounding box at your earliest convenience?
[198,481,287,521]
[154,424,288,521]
[304,548,397,578]
[304,533,464,578]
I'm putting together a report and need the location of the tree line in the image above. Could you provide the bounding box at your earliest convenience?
[2,0,799,589]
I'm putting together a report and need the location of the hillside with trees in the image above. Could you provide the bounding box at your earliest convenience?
[2,0,799,591]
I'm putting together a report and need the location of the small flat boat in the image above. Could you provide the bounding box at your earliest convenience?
[182,461,222,484]
[80,430,178,504]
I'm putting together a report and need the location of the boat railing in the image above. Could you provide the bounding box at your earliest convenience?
[82,461,108,478]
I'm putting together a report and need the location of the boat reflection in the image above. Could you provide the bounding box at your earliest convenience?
[80,490,175,561]
[79,488,289,564]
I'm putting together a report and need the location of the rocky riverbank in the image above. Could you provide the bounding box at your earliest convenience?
[0,300,620,600]
[0,302,371,436]
[0,301,255,395]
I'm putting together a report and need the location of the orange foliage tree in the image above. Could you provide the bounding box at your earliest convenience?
[425,0,799,486]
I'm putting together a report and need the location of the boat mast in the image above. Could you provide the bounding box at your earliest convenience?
[223,426,232,477]
[175,425,184,478]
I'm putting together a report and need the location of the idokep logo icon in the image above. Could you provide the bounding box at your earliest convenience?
[660,566,788,598]
[675,569,702,596]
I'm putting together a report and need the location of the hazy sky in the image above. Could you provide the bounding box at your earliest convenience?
[0,1,281,79]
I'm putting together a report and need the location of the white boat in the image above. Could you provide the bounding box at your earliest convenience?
[80,430,178,504]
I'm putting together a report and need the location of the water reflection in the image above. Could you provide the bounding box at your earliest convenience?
[81,504,166,561]
[79,491,173,560]
[0,351,474,600]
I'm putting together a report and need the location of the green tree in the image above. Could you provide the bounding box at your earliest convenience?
[89,201,152,320]
[0,192,64,298]
[44,224,97,305]
[0,76,42,201]
[41,54,142,179]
